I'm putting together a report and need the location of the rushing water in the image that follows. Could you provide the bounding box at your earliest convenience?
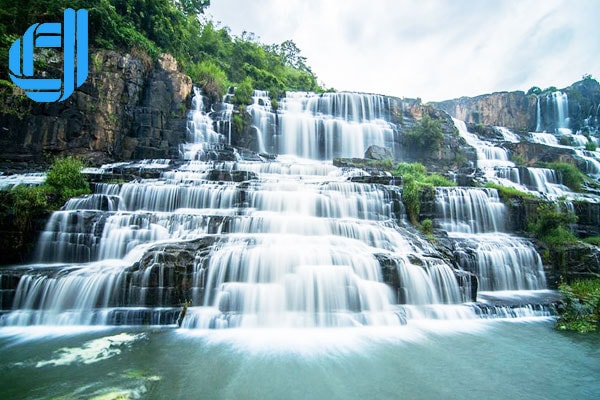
[2,89,596,398]
[0,321,598,400]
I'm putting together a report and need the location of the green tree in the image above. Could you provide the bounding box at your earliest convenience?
[45,156,91,201]
[404,114,444,154]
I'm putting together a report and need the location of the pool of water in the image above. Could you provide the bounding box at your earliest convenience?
[0,319,598,399]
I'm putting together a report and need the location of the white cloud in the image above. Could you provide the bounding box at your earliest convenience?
[207,0,600,101]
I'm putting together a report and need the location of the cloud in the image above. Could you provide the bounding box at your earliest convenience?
[207,0,600,101]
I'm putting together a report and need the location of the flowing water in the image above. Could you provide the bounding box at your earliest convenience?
[1,90,597,399]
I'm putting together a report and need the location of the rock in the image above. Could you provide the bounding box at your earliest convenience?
[0,50,192,164]
[364,145,393,160]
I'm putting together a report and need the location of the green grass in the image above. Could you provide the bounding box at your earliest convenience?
[583,236,600,246]
[484,182,537,200]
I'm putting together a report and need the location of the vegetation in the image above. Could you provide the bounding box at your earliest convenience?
[585,141,597,151]
[484,182,537,201]
[404,114,444,154]
[0,0,322,101]
[557,278,600,333]
[0,156,91,230]
[583,236,600,246]
[538,162,587,192]
[393,162,454,224]
[527,203,578,246]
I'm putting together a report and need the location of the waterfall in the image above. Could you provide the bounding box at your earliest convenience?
[535,95,543,132]
[552,91,570,133]
[248,90,276,154]
[254,91,397,160]
[181,87,225,160]
[2,97,558,329]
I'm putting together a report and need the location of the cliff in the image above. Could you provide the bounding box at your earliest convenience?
[434,78,600,133]
[0,50,192,165]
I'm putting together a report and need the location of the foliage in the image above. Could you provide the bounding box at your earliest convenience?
[511,153,527,166]
[232,77,254,106]
[527,203,578,246]
[45,156,91,203]
[0,1,322,97]
[420,218,433,235]
[393,162,455,187]
[539,162,586,192]
[484,182,537,201]
[556,278,600,333]
[404,114,444,154]
[10,185,49,230]
[583,236,600,246]
[187,60,230,103]
[402,177,420,225]
[527,86,542,96]
[585,141,597,151]
[0,156,91,231]
[393,162,454,225]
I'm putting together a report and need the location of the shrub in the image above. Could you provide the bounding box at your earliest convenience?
[420,218,433,235]
[527,203,578,245]
[10,185,49,230]
[188,60,229,103]
[585,141,597,151]
[539,162,586,192]
[557,278,600,333]
[404,114,444,154]
[45,156,91,203]
[232,77,254,106]
[402,177,420,225]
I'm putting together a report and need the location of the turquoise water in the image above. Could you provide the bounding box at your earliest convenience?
[0,319,598,399]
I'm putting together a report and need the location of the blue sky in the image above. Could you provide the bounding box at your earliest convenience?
[206,0,600,101]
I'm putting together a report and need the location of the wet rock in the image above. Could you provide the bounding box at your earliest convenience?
[365,145,393,160]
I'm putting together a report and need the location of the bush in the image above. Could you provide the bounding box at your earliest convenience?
[188,60,229,103]
[404,114,444,154]
[10,185,49,230]
[45,156,91,202]
[585,141,597,151]
[232,77,254,106]
[402,177,420,225]
[557,278,600,333]
[420,218,433,235]
[527,203,578,245]
[539,162,586,192]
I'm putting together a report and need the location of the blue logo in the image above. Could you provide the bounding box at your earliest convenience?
[8,9,88,102]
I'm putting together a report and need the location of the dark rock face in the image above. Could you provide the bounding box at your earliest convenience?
[0,51,192,165]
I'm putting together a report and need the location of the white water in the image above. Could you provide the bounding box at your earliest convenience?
[1,92,558,329]
[254,91,398,159]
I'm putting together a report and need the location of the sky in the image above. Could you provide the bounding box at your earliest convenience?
[206,0,600,102]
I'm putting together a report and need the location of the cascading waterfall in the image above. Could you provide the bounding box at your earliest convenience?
[1,93,557,330]
[433,119,550,293]
[254,91,398,159]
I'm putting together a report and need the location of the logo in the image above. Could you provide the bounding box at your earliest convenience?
[8,9,88,102]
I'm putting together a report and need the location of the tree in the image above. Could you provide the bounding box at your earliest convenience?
[404,114,444,154]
